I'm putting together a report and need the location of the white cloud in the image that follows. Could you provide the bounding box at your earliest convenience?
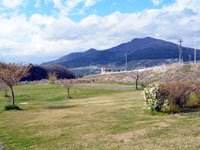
[35,0,41,7]
[2,0,23,8]
[52,0,63,8]
[84,0,99,7]
[45,0,100,16]
[30,14,56,25]
[152,0,163,6]
[1,0,200,64]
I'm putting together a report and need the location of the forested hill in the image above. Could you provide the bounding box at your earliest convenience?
[42,37,198,68]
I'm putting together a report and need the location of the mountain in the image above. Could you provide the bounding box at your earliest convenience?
[41,37,199,68]
[42,48,98,66]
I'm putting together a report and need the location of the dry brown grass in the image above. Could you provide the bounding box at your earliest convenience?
[0,84,200,149]
[86,63,200,85]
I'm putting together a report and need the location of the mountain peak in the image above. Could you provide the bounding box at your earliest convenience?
[131,37,156,42]
[85,48,98,54]
[87,48,97,52]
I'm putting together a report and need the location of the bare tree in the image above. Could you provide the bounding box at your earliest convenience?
[129,70,146,90]
[0,63,31,105]
[61,79,73,99]
[48,72,57,84]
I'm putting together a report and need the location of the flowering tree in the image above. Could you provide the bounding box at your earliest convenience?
[144,84,161,111]
[0,63,31,105]
[48,72,57,84]
[60,79,73,99]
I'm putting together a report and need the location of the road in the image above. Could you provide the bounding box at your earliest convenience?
[73,84,135,90]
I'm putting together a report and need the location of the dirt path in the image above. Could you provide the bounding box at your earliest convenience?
[73,84,135,90]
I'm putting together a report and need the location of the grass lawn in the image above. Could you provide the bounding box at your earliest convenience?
[0,83,200,150]
[75,82,136,87]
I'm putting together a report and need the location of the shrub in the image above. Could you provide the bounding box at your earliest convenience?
[195,81,200,100]
[186,92,200,108]
[141,82,147,89]
[163,104,181,113]
[4,105,22,111]
[144,82,197,113]
[144,84,162,111]
[159,82,195,108]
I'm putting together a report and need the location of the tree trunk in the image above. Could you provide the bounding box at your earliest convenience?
[67,88,72,99]
[67,88,70,97]
[136,78,138,90]
[10,86,15,106]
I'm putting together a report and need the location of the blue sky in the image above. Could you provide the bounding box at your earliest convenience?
[0,0,175,21]
[0,0,199,64]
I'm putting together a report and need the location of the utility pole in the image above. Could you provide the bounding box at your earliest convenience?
[194,31,200,64]
[189,55,191,63]
[89,64,92,75]
[125,52,128,71]
[178,40,183,64]
[194,34,197,64]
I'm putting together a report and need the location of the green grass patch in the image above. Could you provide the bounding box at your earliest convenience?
[0,83,200,149]
[144,110,169,116]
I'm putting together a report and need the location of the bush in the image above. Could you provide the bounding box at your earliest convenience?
[141,82,147,89]
[144,82,197,113]
[163,104,181,113]
[186,92,200,108]
[195,82,200,100]
[4,105,21,111]
[159,82,195,108]
[144,84,162,111]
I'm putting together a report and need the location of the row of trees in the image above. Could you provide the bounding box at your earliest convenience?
[21,65,76,81]
[0,63,75,107]
[0,62,147,108]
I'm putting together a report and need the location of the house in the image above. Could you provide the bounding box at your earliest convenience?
[101,66,122,74]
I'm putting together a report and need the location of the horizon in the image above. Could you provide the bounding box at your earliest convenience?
[0,0,200,64]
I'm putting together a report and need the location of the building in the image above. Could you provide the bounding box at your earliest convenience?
[101,66,122,74]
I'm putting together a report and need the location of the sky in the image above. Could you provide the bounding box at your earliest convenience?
[0,0,200,64]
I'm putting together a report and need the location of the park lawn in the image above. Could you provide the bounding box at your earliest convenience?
[74,82,136,88]
[0,83,128,110]
[0,83,200,149]
[74,81,143,89]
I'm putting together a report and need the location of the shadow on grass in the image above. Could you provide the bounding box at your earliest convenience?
[4,105,22,111]
[45,105,80,110]
[145,108,200,116]
[179,108,200,113]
